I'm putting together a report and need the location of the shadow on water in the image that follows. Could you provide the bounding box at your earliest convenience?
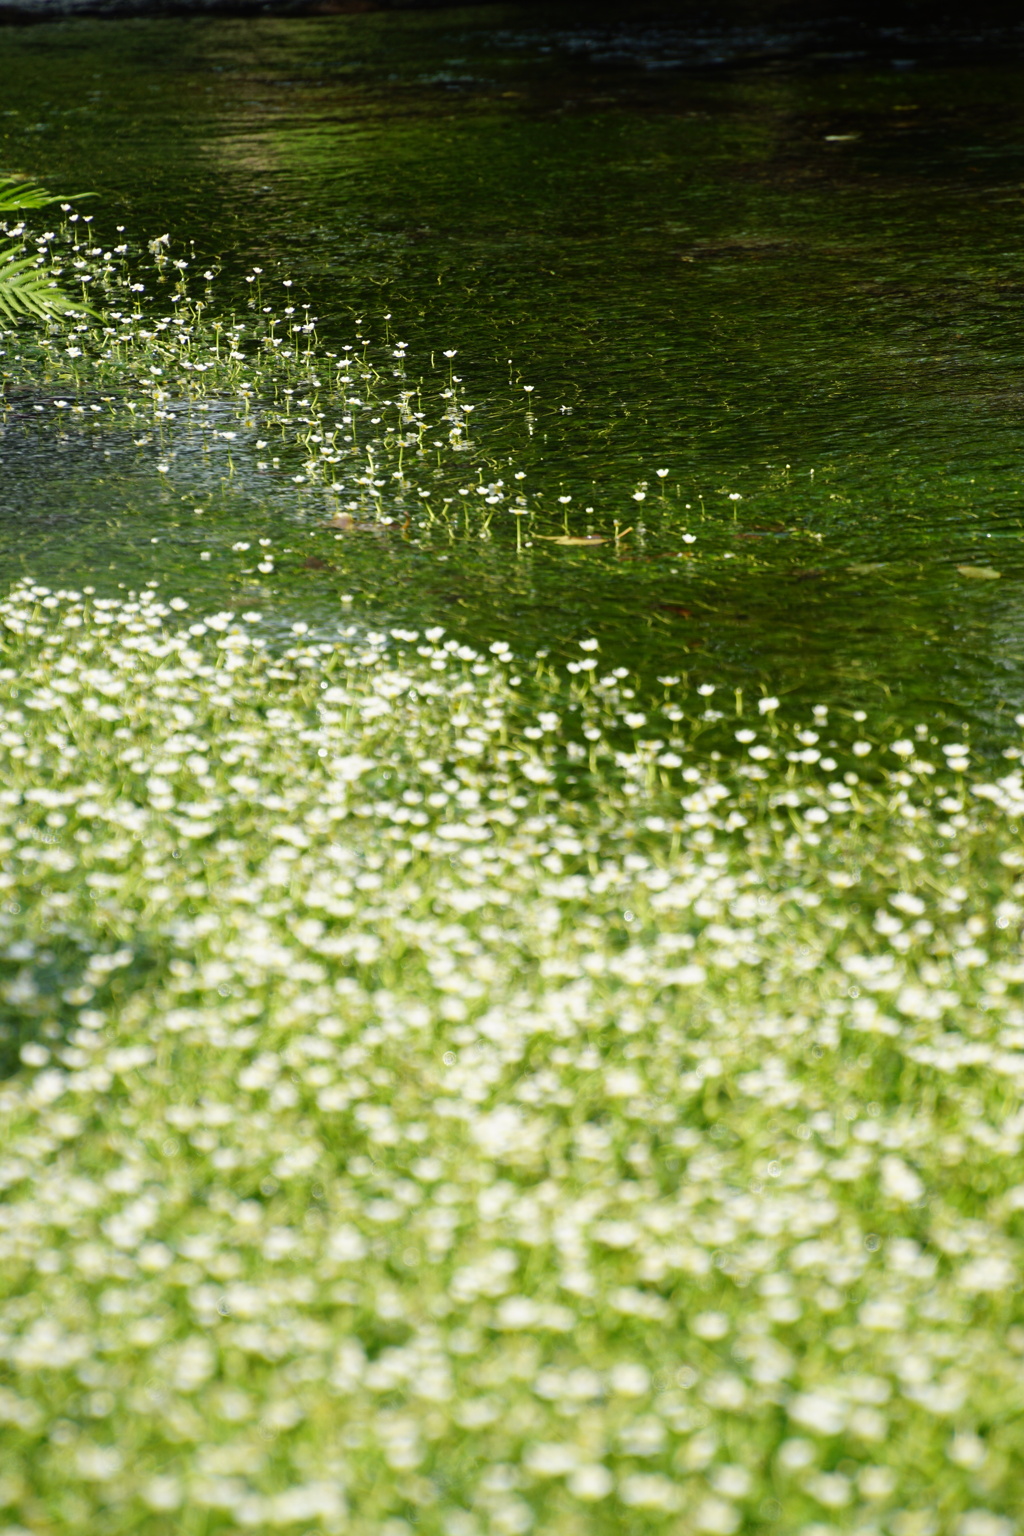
[3,0,1024,727]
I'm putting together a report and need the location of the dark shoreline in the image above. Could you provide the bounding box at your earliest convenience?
[2,0,1022,34]
[0,0,489,20]
[0,0,1017,15]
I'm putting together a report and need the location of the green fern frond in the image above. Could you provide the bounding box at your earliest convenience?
[0,248,95,323]
[0,177,98,325]
[0,176,93,214]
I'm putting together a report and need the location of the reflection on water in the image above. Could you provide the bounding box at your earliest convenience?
[3,3,1024,727]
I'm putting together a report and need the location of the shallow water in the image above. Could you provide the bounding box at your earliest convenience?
[4,3,1024,727]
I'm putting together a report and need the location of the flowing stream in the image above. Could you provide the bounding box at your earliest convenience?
[3,3,1024,727]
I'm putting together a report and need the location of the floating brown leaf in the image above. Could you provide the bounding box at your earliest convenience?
[536,535,608,546]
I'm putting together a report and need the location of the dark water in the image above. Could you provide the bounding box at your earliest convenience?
[4,3,1024,726]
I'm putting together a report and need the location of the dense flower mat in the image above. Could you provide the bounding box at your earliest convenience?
[1,581,1023,1536]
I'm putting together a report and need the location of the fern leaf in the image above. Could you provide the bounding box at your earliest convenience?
[0,247,95,322]
[0,177,94,213]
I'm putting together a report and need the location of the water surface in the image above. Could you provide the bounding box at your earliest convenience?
[3,3,1024,728]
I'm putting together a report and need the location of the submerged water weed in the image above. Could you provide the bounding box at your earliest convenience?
[1,583,1024,1532]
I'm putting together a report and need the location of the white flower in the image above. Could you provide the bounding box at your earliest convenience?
[692,1311,730,1340]
[523,1443,578,1476]
[711,1467,751,1499]
[609,1363,650,1396]
[949,1434,987,1469]
[620,1474,682,1510]
[958,1256,1014,1294]
[568,1465,613,1500]
[788,1392,847,1436]
[859,1467,896,1500]
[806,1472,852,1508]
[880,1156,925,1204]
[75,1445,123,1481]
[142,1476,183,1510]
[957,1516,1014,1536]
[693,1496,741,1533]
[172,1335,215,1392]
[758,695,779,713]
[777,1438,816,1470]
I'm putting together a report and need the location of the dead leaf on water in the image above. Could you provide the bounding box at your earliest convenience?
[328,513,382,532]
[957,565,1001,580]
[536,535,608,546]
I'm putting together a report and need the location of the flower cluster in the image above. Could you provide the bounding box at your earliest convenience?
[0,221,544,534]
[0,583,1021,1534]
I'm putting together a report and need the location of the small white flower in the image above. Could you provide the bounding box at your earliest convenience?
[568,1465,613,1500]
[524,1443,578,1476]
[957,1516,1014,1536]
[692,1310,729,1340]
[788,1392,847,1436]
[142,1476,183,1510]
[807,1472,852,1508]
[609,1363,650,1396]
[949,1433,987,1470]
[958,1256,1014,1294]
[693,1497,741,1533]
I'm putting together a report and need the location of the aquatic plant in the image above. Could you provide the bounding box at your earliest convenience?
[0,213,523,534]
[0,583,1023,1533]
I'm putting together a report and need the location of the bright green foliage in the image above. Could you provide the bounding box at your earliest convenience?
[0,177,64,214]
[0,176,93,323]
[0,247,92,324]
